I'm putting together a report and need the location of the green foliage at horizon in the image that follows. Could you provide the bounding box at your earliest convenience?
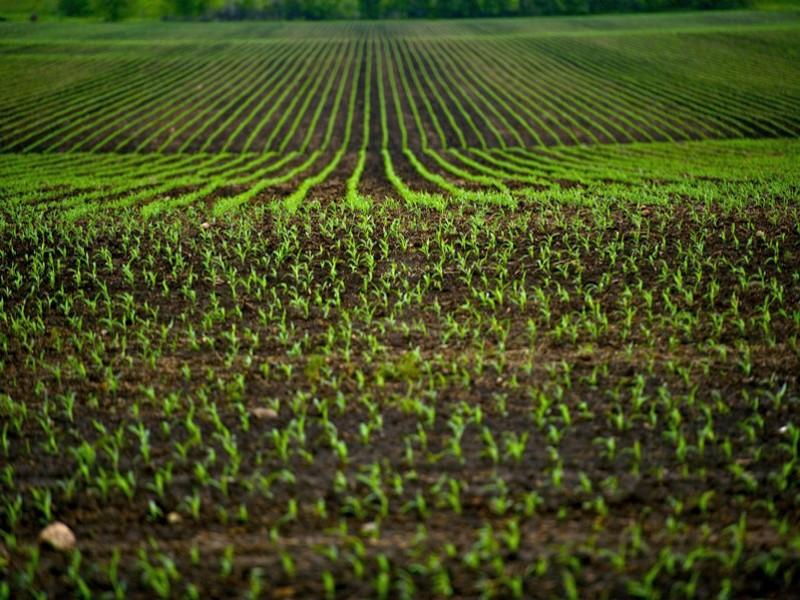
[0,0,761,21]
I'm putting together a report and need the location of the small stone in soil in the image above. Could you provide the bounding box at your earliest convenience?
[251,407,278,419]
[39,522,76,552]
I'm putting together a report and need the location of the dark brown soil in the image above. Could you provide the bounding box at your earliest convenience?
[1,199,799,598]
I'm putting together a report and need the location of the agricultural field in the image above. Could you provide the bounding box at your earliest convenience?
[2,9,800,599]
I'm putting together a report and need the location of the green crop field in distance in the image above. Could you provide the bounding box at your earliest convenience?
[1,9,800,599]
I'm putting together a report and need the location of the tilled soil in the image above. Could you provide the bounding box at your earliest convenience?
[1,197,799,598]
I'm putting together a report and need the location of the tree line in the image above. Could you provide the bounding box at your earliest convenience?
[58,0,748,22]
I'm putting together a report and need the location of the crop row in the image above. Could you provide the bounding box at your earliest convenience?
[2,20,798,156]
[1,137,798,217]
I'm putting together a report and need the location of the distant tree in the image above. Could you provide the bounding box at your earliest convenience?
[302,0,355,18]
[436,0,451,16]
[170,0,198,16]
[359,0,381,18]
[58,0,91,16]
[94,0,129,20]
[405,0,432,17]
[462,0,481,16]
[538,0,589,14]
[564,0,590,12]
[283,0,303,17]
[380,0,406,17]
[480,0,511,15]
[301,0,325,18]
[257,0,285,18]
